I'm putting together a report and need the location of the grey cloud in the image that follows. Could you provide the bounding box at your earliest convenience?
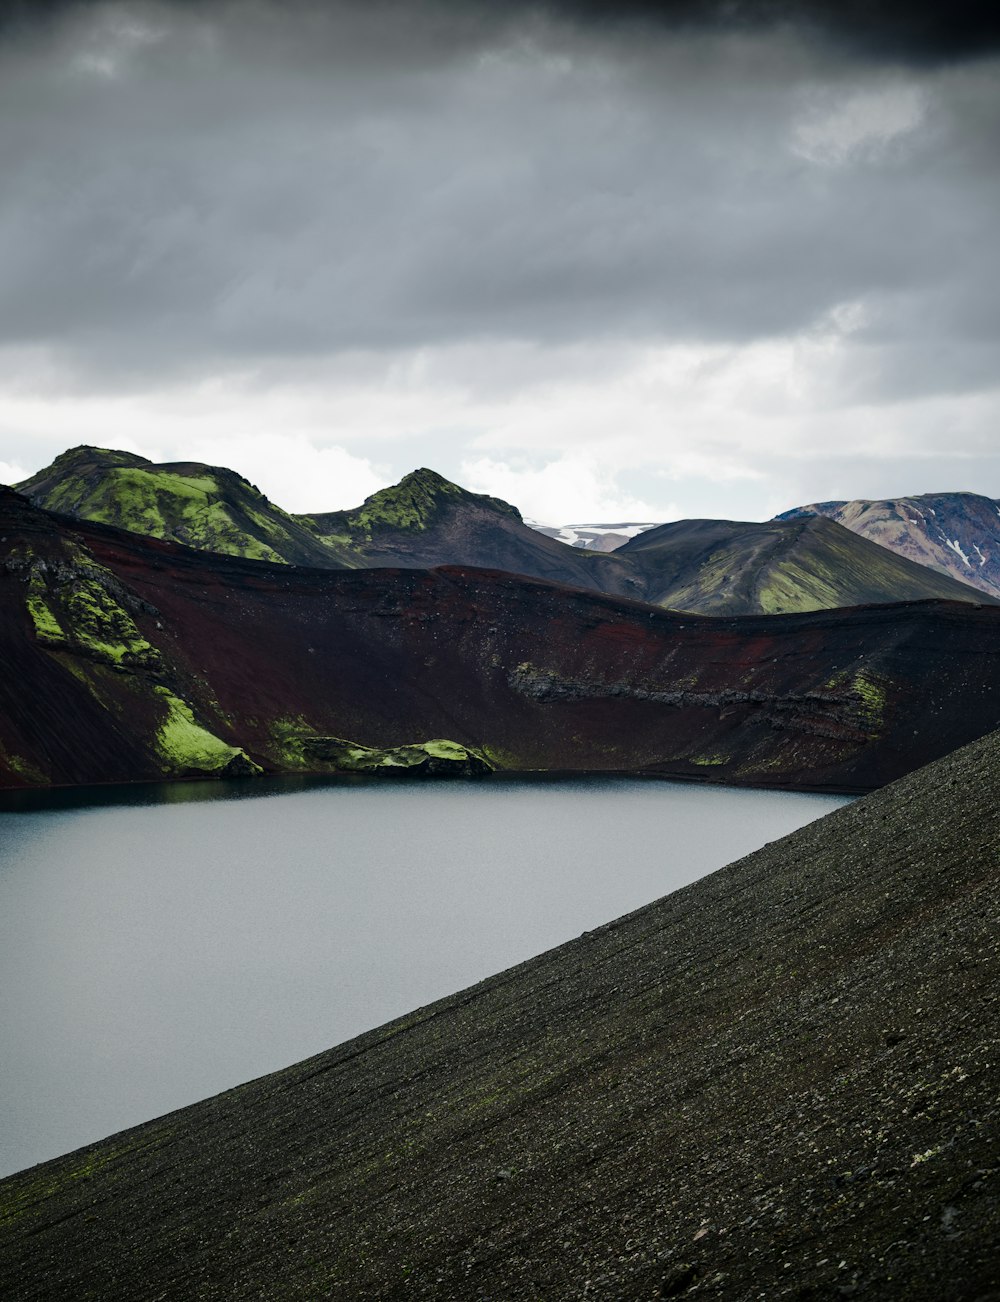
[5,1,1000,62]
[0,0,997,406]
[556,2,1000,64]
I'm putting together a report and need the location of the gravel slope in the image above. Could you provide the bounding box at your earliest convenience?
[1,730,998,1299]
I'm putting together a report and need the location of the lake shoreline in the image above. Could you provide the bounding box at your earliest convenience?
[1,726,995,1298]
[0,764,864,813]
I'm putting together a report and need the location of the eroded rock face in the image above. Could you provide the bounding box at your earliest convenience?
[300,736,494,777]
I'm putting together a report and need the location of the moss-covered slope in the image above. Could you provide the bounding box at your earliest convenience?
[2,725,997,1300]
[0,499,262,785]
[617,514,998,614]
[17,446,359,569]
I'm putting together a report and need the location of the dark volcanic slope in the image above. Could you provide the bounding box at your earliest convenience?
[2,727,997,1301]
[779,491,1000,601]
[617,514,999,614]
[4,486,1000,793]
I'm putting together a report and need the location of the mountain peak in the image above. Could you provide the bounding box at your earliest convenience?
[345,468,520,533]
[20,445,153,482]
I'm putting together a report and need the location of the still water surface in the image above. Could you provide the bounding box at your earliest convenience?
[0,776,847,1177]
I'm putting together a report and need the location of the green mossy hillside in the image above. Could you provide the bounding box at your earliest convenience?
[16,446,358,569]
[351,469,516,533]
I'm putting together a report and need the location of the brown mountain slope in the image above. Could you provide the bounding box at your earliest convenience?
[3,486,1000,794]
[778,491,1000,600]
[2,721,997,1300]
[616,513,1000,614]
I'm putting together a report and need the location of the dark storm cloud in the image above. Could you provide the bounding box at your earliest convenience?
[0,0,997,403]
[547,1,1000,63]
[5,0,1000,61]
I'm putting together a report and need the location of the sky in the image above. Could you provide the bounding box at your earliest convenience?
[0,0,997,524]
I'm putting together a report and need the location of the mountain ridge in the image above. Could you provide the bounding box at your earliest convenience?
[777,491,1000,600]
[615,512,997,613]
[16,447,999,616]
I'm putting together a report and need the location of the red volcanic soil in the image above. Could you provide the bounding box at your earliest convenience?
[3,486,1000,792]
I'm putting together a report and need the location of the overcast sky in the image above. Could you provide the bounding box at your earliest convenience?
[1,0,998,522]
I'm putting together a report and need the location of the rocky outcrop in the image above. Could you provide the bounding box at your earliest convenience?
[2,722,997,1299]
[299,736,494,777]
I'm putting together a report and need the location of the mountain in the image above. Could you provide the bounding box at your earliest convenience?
[4,485,1000,794]
[615,513,999,615]
[777,492,1000,600]
[16,446,360,569]
[298,468,640,597]
[528,520,660,551]
[17,447,997,616]
[3,723,997,1299]
[18,451,642,600]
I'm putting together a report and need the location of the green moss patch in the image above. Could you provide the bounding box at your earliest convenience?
[267,716,317,769]
[0,742,49,785]
[25,590,65,645]
[154,687,262,776]
[23,554,162,670]
[346,469,463,535]
[851,670,888,731]
[300,736,494,777]
[36,464,294,563]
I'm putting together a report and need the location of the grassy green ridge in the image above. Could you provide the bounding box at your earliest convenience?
[16,447,358,569]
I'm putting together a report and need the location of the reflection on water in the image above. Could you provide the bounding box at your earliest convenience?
[0,776,848,1177]
[0,772,374,813]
